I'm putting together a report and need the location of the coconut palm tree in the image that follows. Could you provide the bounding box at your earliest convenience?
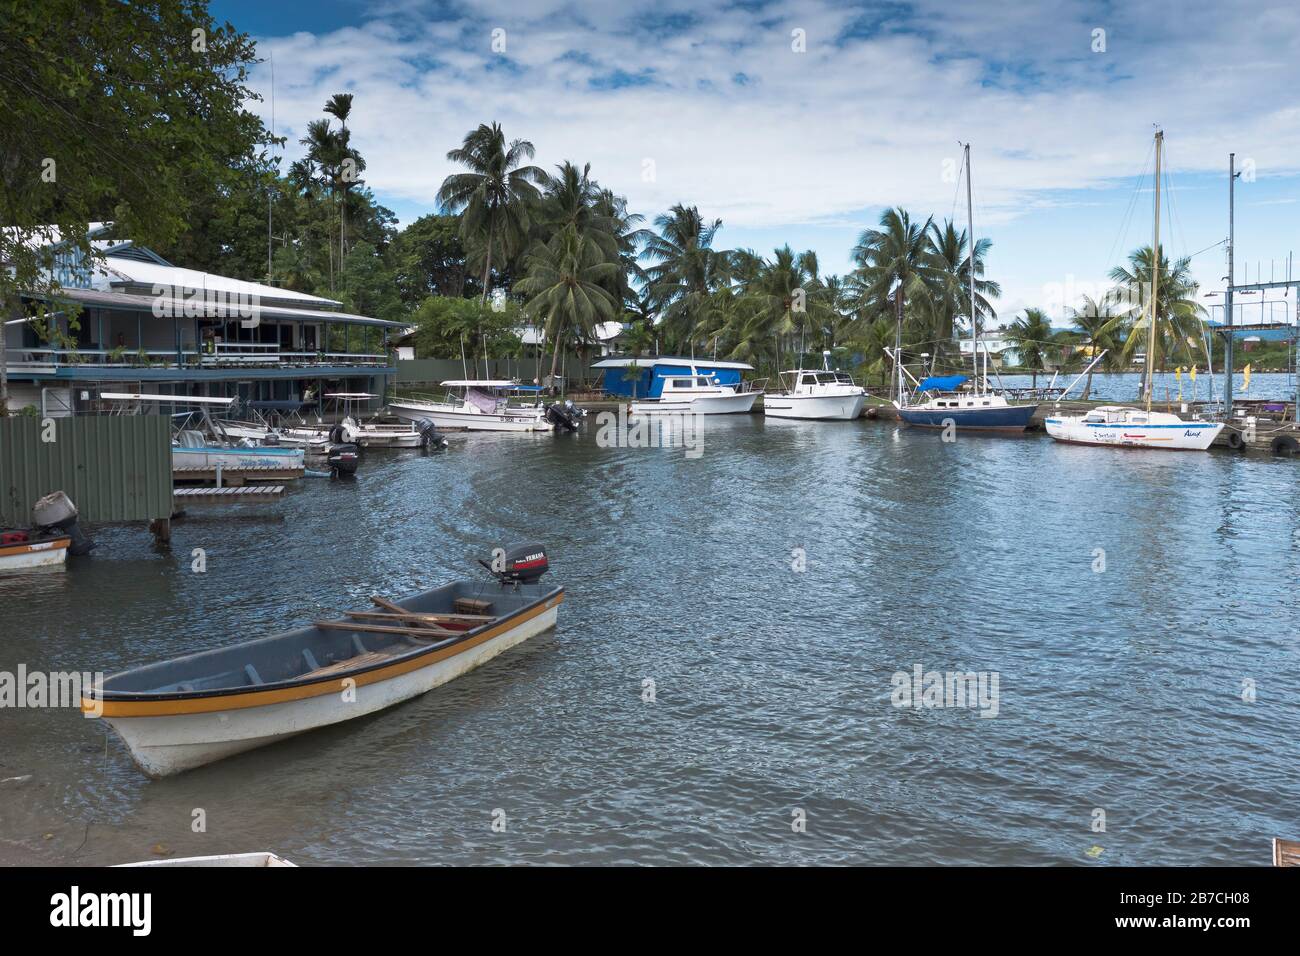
[1068,294,1125,399]
[642,204,732,353]
[514,225,619,390]
[1005,307,1055,388]
[928,219,1000,359]
[850,208,943,379]
[437,123,546,303]
[323,93,355,263]
[1104,246,1206,378]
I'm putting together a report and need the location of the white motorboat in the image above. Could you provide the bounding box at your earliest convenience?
[83,544,563,777]
[764,356,865,420]
[1044,131,1224,453]
[1045,405,1223,450]
[389,380,554,432]
[171,430,306,470]
[628,366,763,415]
[214,417,331,453]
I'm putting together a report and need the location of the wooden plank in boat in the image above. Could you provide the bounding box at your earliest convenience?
[315,619,457,639]
[1274,837,1300,866]
[346,610,470,630]
[301,651,392,679]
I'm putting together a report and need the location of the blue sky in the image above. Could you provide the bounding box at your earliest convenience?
[212,0,1300,325]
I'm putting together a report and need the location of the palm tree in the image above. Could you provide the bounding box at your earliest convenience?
[437,123,546,303]
[323,93,355,264]
[642,204,731,353]
[514,225,619,390]
[850,208,942,385]
[1104,246,1206,387]
[1005,308,1055,388]
[733,245,833,371]
[928,219,1000,362]
[1068,294,1123,400]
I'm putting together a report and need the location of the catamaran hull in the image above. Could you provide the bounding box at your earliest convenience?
[629,391,760,415]
[764,393,865,420]
[388,403,553,432]
[897,403,1038,432]
[1045,418,1224,450]
[172,446,306,470]
[96,603,559,777]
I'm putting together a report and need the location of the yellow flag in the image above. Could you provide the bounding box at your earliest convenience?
[1189,366,1197,383]
[1243,364,1252,391]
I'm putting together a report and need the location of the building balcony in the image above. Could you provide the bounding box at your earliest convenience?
[4,346,394,382]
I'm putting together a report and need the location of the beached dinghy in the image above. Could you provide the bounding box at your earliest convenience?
[116,851,297,867]
[83,543,563,777]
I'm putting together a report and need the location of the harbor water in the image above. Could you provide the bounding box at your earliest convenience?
[2,417,1299,865]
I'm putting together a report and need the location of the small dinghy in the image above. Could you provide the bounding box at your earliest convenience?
[83,543,563,777]
[116,851,296,867]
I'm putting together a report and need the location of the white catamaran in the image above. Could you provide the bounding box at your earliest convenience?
[1044,131,1224,452]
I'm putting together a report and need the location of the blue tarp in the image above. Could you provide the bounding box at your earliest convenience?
[916,374,968,392]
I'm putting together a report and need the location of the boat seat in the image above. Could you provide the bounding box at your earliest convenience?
[300,651,392,680]
[454,597,494,615]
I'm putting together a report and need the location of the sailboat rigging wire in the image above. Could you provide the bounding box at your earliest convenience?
[1103,138,1156,279]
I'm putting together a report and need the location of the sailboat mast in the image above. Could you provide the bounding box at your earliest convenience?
[1146,130,1162,412]
[966,144,977,383]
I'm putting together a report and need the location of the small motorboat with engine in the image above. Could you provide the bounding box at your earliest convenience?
[83,542,564,776]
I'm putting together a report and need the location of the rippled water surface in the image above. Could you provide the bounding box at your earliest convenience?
[2,417,1298,866]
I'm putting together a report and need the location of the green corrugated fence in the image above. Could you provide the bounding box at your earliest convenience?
[0,416,172,525]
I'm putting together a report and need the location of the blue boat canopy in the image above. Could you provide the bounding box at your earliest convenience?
[916,374,968,392]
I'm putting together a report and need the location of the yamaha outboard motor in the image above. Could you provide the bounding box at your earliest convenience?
[327,442,359,478]
[479,541,548,588]
[545,401,581,432]
[32,491,96,556]
[418,420,448,449]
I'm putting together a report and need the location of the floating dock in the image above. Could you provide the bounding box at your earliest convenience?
[173,465,305,486]
[173,485,286,502]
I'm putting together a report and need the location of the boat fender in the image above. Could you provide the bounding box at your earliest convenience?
[1270,435,1299,456]
[1226,430,1245,450]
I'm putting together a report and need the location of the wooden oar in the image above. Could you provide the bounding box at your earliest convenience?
[370,596,494,623]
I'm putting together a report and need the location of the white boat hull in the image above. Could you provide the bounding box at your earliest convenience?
[0,538,70,572]
[630,391,760,415]
[389,402,553,432]
[172,446,306,470]
[1045,415,1224,451]
[763,393,865,420]
[117,852,296,867]
[100,606,558,777]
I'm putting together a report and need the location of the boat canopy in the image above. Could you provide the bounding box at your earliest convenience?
[916,375,968,392]
[439,380,516,388]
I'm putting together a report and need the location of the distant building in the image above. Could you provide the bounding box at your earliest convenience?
[3,224,401,415]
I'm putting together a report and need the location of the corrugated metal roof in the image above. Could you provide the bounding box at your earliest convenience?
[35,287,405,328]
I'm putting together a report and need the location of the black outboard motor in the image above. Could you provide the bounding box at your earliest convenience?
[479,541,548,588]
[418,420,448,449]
[327,442,359,478]
[545,401,580,432]
[328,423,347,444]
[32,491,96,556]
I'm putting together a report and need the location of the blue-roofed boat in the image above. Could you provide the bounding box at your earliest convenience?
[592,356,764,414]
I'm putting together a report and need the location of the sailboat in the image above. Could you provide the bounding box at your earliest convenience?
[894,144,1039,433]
[1044,131,1225,451]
